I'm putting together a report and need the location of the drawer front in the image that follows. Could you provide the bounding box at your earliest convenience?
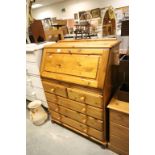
[26,86,46,102]
[67,88,103,108]
[50,111,61,122]
[110,122,129,141]
[26,62,40,75]
[59,106,86,124]
[88,127,104,141]
[48,102,59,113]
[61,115,87,133]
[45,92,57,103]
[110,134,129,153]
[110,110,129,128]
[42,81,67,97]
[87,106,103,120]
[57,96,86,114]
[44,53,100,79]
[87,116,103,131]
[26,75,43,88]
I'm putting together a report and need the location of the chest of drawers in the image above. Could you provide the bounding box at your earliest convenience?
[107,98,129,154]
[26,42,55,107]
[40,39,120,145]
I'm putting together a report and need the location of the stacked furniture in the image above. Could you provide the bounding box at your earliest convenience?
[26,42,55,107]
[40,39,120,145]
[107,98,129,155]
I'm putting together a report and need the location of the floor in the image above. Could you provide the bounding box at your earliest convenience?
[26,109,117,155]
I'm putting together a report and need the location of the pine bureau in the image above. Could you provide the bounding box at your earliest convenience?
[40,39,120,145]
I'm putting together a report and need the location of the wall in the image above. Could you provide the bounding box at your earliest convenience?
[32,0,129,19]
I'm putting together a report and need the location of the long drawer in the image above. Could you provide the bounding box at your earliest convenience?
[67,88,103,108]
[59,106,86,124]
[87,116,103,131]
[61,115,87,133]
[87,105,103,120]
[42,81,67,97]
[57,96,86,114]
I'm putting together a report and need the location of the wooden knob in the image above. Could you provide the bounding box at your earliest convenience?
[57,117,60,120]
[80,96,85,102]
[49,54,52,58]
[83,129,87,132]
[57,49,61,53]
[50,88,55,92]
[55,108,58,112]
[82,119,86,123]
[81,108,86,112]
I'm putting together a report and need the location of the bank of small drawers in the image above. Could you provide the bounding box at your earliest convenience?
[43,81,104,143]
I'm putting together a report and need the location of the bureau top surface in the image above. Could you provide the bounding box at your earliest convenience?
[44,39,121,49]
[107,98,129,114]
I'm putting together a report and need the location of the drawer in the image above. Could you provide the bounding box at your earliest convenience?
[110,110,129,128]
[50,111,61,122]
[26,62,40,75]
[61,115,87,133]
[26,86,46,102]
[110,122,129,141]
[59,106,86,124]
[42,81,67,97]
[88,127,104,141]
[87,106,103,120]
[87,116,103,131]
[48,102,59,113]
[45,92,57,103]
[67,88,103,108]
[110,134,129,153]
[26,51,37,62]
[57,96,86,114]
[26,75,43,88]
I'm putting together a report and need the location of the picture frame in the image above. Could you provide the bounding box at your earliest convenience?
[74,13,78,20]
[79,11,86,20]
[91,8,101,18]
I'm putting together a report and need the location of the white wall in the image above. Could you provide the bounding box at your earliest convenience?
[32,0,129,19]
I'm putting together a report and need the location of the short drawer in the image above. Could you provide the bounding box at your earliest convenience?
[110,134,129,153]
[61,115,87,133]
[42,81,67,97]
[88,127,104,141]
[59,106,86,124]
[48,102,59,113]
[45,92,57,103]
[57,96,86,114]
[26,75,43,88]
[87,116,103,131]
[26,62,40,75]
[110,110,129,128]
[87,105,103,120]
[50,111,61,122]
[67,88,103,108]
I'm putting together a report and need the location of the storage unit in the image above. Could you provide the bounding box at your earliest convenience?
[26,42,55,107]
[107,98,129,155]
[40,39,120,145]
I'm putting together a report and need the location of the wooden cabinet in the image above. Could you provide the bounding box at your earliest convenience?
[107,98,129,155]
[40,39,120,145]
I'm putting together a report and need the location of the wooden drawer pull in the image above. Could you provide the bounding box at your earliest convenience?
[57,49,61,53]
[82,119,86,123]
[83,129,87,132]
[50,88,55,92]
[80,96,85,102]
[81,108,86,112]
[57,117,61,120]
[55,108,58,112]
